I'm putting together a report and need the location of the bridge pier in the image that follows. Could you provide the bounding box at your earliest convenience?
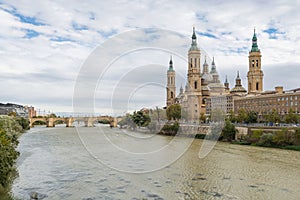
[46,118,55,127]
[66,118,74,127]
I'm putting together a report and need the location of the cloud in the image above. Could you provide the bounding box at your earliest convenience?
[0,0,299,114]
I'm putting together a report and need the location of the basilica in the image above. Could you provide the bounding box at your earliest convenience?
[166,27,266,121]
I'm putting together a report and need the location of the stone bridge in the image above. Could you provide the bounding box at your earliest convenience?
[29,116,122,128]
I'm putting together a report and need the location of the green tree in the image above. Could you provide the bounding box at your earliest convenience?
[284,109,299,124]
[132,110,151,127]
[221,120,236,141]
[166,104,181,121]
[16,117,30,130]
[49,113,57,118]
[228,110,236,123]
[266,109,280,124]
[246,111,258,123]
[237,108,247,123]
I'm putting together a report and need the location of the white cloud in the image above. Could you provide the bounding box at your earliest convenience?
[0,0,299,114]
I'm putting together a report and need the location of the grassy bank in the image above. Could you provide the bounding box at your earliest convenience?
[0,115,29,199]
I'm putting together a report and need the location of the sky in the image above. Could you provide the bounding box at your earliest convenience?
[0,0,300,116]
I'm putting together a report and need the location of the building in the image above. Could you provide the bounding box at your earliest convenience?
[234,87,300,121]
[167,27,300,122]
[26,106,37,118]
[0,103,29,117]
[166,27,225,121]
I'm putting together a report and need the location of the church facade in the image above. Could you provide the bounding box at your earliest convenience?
[166,27,226,121]
[166,27,300,122]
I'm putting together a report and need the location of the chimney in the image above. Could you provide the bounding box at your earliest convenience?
[275,86,283,94]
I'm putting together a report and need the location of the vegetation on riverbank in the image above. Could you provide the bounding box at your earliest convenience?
[223,121,300,151]
[0,115,29,199]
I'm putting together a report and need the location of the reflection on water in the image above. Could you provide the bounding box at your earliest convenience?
[12,125,300,199]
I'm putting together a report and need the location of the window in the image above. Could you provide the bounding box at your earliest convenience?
[194,81,198,89]
[171,91,173,98]
[190,58,192,68]
[256,82,259,90]
[195,58,197,68]
[256,60,259,67]
[252,60,255,67]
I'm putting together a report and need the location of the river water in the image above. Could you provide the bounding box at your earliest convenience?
[11,125,300,200]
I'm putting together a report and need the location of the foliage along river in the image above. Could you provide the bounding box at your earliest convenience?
[11,125,300,200]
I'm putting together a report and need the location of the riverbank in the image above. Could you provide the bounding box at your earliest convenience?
[154,121,300,151]
[0,115,29,199]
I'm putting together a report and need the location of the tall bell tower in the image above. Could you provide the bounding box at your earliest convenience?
[166,56,176,107]
[186,27,202,120]
[247,29,264,94]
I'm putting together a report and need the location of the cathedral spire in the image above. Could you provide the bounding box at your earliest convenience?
[251,28,260,52]
[189,26,199,51]
[224,75,229,91]
[225,75,228,83]
[168,56,174,71]
[236,71,241,86]
[210,56,217,73]
[203,56,209,74]
[180,84,183,94]
[192,26,196,40]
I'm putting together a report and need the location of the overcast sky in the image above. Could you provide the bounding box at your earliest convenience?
[0,0,299,115]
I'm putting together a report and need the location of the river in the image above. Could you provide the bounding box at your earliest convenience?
[11,125,300,200]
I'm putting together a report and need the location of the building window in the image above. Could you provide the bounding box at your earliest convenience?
[195,58,197,68]
[194,81,198,89]
[256,60,259,67]
[190,58,192,68]
[256,82,259,90]
[252,60,255,67]
[171,91,174,98]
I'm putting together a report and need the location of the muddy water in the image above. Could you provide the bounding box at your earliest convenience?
[12,125,300,199]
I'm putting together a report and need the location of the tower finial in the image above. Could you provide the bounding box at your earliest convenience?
[168,55,173,71]
[251,28,259,52]
[192,26,196,39]
[237,71,240,78]
[225,75,228,83]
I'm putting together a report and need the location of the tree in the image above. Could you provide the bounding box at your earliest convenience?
[246,111,258,123]
[221,120,236,141]
[228,110,236,123]
[49,113,57,118]
[266,109,280,124]
[132,110,151,127]
[237,108,247,123]
[166,104,181,121]
[284,109,299,124]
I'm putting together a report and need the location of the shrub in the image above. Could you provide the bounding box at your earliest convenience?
[221,120,236,142]
[247,129,263,143]
[159,121,179,136]
[256,133,274,147]
[272,128,293,146]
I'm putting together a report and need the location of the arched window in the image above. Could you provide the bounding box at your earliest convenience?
[256,82,259,90]
[190,58,193,68]
[171,91,174,98]
[194,81,198,89]
[194,58,197,68]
